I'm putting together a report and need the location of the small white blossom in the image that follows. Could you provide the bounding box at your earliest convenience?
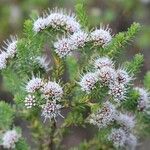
[46,12,67,28]
[41,101,63,122]
[0,52,8,70]
[117,68,132,85]
[116,113,135,130]
[2,130,21,149]
[26,76,43,93]
[54,37,74,58]
[41,81,63,100]
[108,128,127,148]
[96,67,117,85]
[2,36,18,58]
[109,82,127,102]
[70,31,88,48]
[94,56,114,70]
[134,87,150,112]
[36,55,51,72]
[33,17,49,33]
[65,16,81,33]
[125,134,137,150]
[79,72,98,93]
[34,8,81,33]
[24,95,36,109]
[89,26,112,47]
[89,102,117,129]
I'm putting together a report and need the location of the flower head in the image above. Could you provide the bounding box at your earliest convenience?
[65,16,81,33]
[46,12,67,28]
[89,102,116,129]
[26,76,43,93]
[89,26,112,47]
[33,17,49,33]
[79,72,98,93]
[109,82,127,102]
[134,87,150,112]
[117,68,132,85]
[33,8,81,33]
[41,81,63,100]
[70,31,88,48]
[116,113,135,130]
[2,36,18,58]
[24,95,36,109]
[108,128,127,148]
[0,51,8,70]
[94,56,114,70]
[2,130,21,149]
[54,37,74,58]
[41,101,63,122]
[96,67,117,85]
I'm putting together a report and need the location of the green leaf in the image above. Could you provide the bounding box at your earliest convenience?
[15,138,30,150]
[75,2,89,28]
[125,53,144,75]
[0,101,14,130]
[144,71,150,90]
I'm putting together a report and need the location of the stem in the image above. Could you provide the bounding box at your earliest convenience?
[49,121,56,150]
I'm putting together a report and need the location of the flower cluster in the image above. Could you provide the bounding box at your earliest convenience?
[33,9,113,58]
[79,72,98,93]
[33,8,81,33]
[0,36,18,70]
[53,30,88,58]
[116,113,135,130]
[79,56,131,102]
[2,130,21,149]
[89,25,112,47]
[134,87,150,113]
[41,101,63,122]
[89,102,117,129]
[53,27,112,58]
[83,56,138,149]
[108,128,137,149]
[24,76,63,122]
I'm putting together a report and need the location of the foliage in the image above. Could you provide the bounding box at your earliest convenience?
[0,1,150,150]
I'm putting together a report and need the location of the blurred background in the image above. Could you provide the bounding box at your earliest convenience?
[0,0,150,149]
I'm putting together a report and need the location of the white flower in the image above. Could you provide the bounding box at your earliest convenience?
[89,26,112,47]
[41,101,63,122]
[96,67,117,85]
[2,130,21,149]
[79,72,98,93]
[134,87,150,112]
[108,128,127,148]
[33,17,49,33]
[116,113,135,130]
[34,8,81,33]
[117,68,132,85]
[94,56,114,70]
[24,95,36,109]
[26,76,43,93]
[41,81,63,100]
[36,55,51,72]
[125,134,137,150]
[89,102,116,129]
[70,31,88,48]
[46,12,67,28]
[0,52,8,70]
[2,36,18,58]
[65,16,81,33]
[109,82,127,102]
[54,37,74,58]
